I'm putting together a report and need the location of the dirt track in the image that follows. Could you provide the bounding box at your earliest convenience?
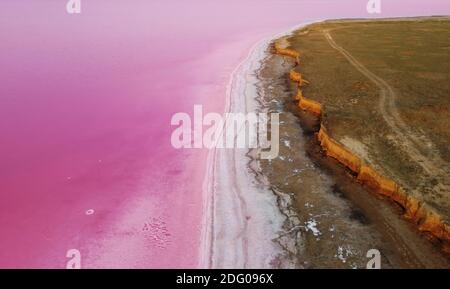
[259,44,450,268]
[323,30,449,195]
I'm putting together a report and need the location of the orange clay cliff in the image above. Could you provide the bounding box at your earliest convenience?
[272,41,450,254]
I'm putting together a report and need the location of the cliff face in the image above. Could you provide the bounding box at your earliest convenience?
[289,70,322,115]
[274,43,300,64]
[318,125,361,173]
[273,41,450,254]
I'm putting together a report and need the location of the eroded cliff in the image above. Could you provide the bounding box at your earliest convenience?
[272,40,450,253]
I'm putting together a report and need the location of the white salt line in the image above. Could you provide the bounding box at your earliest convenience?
[199,20,320,269]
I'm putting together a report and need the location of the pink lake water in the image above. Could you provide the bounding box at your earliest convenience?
[0,0,448,268]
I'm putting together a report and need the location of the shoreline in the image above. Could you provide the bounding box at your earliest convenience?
[200,22,317,269]
[200,17,450,269]
[201,16,450,269]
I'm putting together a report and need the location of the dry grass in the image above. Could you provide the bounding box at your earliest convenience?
[286,18,450,221]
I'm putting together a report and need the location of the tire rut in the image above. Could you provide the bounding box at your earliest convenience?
[323,30,448,193]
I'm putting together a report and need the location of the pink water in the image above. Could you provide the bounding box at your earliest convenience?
[0,1,448,268]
